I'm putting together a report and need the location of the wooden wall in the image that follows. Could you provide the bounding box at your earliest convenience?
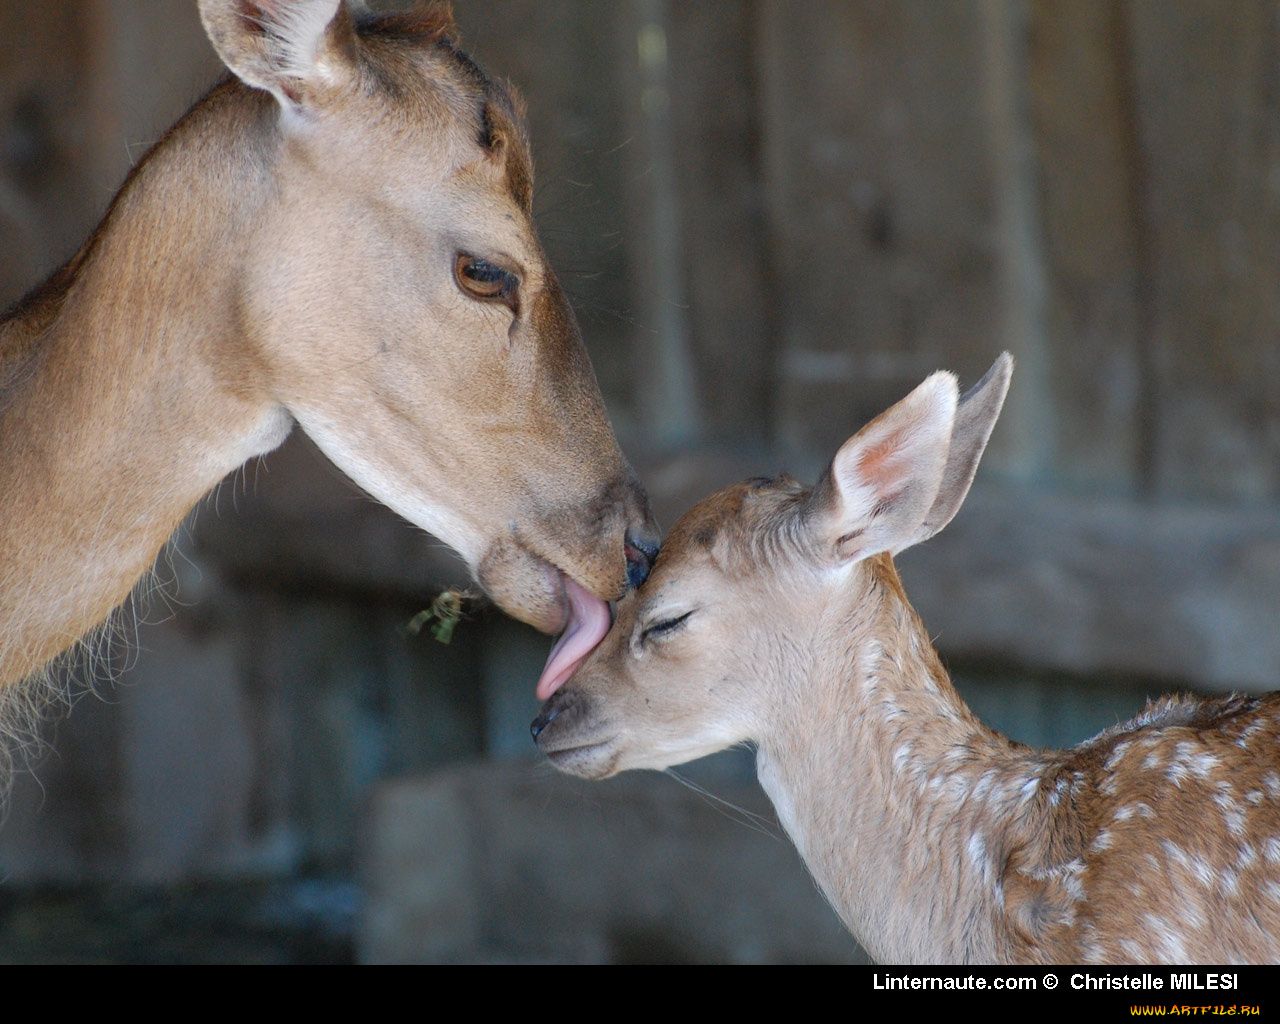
[1,0,1277,960]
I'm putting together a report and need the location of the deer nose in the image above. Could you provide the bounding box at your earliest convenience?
[624,532,659,589]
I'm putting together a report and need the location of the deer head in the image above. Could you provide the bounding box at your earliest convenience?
[533,355,1012,774]
[199,0,658,636]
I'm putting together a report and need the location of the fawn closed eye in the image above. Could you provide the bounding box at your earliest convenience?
[641,611,693,644]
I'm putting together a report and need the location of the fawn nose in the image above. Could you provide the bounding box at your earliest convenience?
[624,532,659,589]
[530,704,559,740]
[531,688,578,742]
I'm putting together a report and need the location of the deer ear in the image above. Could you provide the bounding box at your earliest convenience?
[904,352,1012,549]
[199,0,356,111]
[808,370,958,563]
[477,96,534,211]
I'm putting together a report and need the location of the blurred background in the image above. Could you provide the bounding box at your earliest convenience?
[0,0,1277,962]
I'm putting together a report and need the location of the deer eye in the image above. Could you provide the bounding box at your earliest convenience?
[640,611,692,644]
[455,254,519,313]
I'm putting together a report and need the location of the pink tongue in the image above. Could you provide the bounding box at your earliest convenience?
[536,576,612,700]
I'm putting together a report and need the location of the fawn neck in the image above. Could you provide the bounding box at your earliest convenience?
[754,554,1044,964]
[0,83,290,686]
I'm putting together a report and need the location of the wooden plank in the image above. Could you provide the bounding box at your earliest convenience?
[665,0,778,445]
[1129,1,1280,501]
[0,1,98,304]
[361,763,864,963]
[1025,0,1144,489]
[756,0,1000,458]
[903,484,1280,693]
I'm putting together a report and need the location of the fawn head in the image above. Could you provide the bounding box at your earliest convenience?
[533,355,1013,776]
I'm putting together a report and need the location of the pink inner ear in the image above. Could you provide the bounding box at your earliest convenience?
[856,436,900,481]
[857,429,919,495]
[833,436,910,525]
[535,577,612,700]
[827,378,959,560]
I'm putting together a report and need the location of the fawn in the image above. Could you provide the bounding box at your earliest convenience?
[534,353,1280,964]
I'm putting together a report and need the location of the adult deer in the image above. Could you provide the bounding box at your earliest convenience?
[0,1,658,703]
[534,354,1280,964]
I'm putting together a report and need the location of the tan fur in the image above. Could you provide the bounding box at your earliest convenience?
[0,2,656,693]
[535,355,1280,964]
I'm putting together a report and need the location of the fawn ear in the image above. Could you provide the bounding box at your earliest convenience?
[199,0,357,111]
[808,370,959,563]
[904,352,1013,549]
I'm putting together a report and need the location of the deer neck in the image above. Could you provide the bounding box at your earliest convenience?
[0,82,291,687]
[754,554,1045,964]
